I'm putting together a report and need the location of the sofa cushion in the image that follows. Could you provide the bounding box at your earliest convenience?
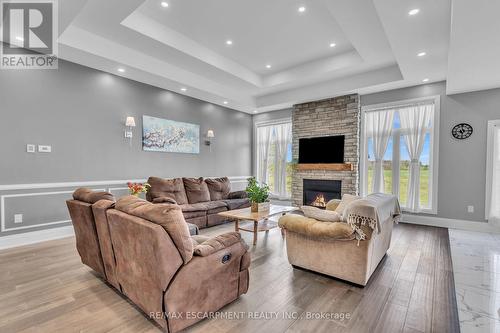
[227,191,248,199]
[183,177,211,204]
[147,177,188,205]
[115,195,193,264]
[73,188,114,204]
[182,209,206,219]
[184,216,207,229]
[278,214,355,240]
[205,177,231,201]
[223,198,250,210]
[180,200,227,212]
[153,197,177,204]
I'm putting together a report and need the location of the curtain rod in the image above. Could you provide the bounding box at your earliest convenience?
[363,100,435,112]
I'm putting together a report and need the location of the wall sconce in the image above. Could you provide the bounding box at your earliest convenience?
[125,116,136,145]
[205,129,215,150]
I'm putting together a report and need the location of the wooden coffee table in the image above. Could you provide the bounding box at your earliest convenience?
[218,205,297,245]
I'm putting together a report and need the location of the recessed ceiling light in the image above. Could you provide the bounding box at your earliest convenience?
[417,51,426,57]
[160,2,169,8]
[298,6,306,13]
[15,36,24,42]
[223,101,228,105]
[253,110,258,113]
[117,68,125,73]
[226,40,233,45]
[408,8,420,16]
[329,42,336,48]
[422,78,429,82]
[180,87,187,92]
[266,64,272,69]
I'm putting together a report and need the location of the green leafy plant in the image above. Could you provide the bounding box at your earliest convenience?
[245,177,269,203]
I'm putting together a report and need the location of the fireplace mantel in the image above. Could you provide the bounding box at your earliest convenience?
[294,163,353,171]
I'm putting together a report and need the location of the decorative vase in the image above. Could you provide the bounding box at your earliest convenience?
[251,201,270,212]
[131,193,140,197]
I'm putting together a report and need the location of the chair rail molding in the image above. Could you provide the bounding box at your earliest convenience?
[0,176,251,233]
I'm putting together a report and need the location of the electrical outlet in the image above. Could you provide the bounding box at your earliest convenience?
[124,131,133,138]
[38,145,52,153]
[14,214,23,224]
[467,205,474,213]
[26,144,35,153]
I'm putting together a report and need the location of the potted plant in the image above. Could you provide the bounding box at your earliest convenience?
[245,177,270,212]
[127,182,150,197]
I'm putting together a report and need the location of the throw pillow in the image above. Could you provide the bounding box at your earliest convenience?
[205,177,231,201]
[301,205,341,222]
[147,177,188,205]
[183,177,211,203]
[334,194,361,220]
[325,199,341,211]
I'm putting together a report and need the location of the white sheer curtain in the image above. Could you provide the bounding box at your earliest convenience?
[256,126,272,184]
[366,109,395,193]
[399,103,434,212]
[488,124,500,226]
[274,122,292,198]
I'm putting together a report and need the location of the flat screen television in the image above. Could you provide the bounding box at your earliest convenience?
[298,135,345,163]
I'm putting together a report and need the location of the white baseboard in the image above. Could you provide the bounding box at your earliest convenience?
[401,214,500,234]
[0,225,74,250]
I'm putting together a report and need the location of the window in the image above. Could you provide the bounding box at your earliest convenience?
[361,97,439,213]
[255,119,293,198]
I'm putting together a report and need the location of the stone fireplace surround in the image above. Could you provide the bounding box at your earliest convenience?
[291,94,360,207]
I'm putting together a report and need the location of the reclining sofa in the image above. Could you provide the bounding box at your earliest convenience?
[146,176,250,229]
[67,188,251,332]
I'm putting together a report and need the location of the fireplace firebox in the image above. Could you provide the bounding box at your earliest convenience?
[303,179,342,208]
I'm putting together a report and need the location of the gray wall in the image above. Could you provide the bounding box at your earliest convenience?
[253,108,293,125]
[255,82,500,222]
[0,59,252,236]
[362,81,500,222]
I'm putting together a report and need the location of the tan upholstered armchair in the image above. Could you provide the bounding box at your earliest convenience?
[279,194,399,286]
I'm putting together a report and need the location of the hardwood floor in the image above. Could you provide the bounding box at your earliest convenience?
[0,223,460,333]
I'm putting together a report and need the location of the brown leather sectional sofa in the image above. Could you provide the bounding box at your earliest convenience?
[66,188,251,332]
[146,176,250,228]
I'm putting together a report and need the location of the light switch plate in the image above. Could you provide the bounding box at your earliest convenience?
[467,205,474,213]
[27,144,35,153]
[14,214,23,224]
[38,145,52,153]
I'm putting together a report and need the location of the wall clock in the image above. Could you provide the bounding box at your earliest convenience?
[451,123,473,140]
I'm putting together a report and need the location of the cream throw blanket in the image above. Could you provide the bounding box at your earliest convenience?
[344,193,401,243]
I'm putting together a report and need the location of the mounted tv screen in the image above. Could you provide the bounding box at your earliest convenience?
[298,135,345,163]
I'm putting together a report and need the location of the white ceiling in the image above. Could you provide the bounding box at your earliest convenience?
[5,0,500,113]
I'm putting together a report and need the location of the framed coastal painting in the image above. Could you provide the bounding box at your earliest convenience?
[142,115,200,154]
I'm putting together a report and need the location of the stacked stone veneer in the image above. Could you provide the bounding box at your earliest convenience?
[292,94,360,206]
